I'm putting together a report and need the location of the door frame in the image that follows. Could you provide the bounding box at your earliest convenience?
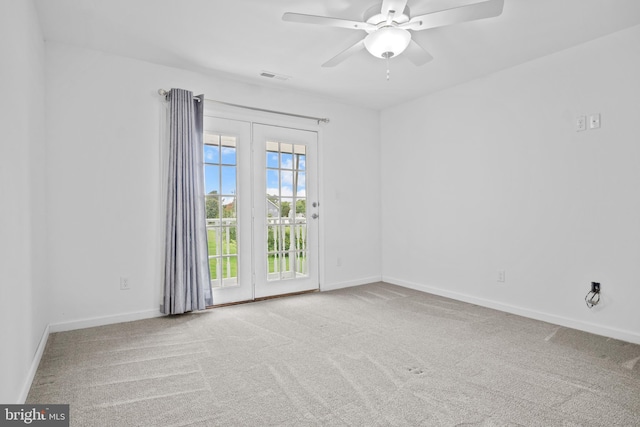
[202,116,253,305]
[252,123,319,298]
[204,105,325,304]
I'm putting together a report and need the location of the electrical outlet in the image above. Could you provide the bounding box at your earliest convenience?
[497,270,506,283]
[120,277,130,290]
[337,257,342,267]
[576,116,586,132]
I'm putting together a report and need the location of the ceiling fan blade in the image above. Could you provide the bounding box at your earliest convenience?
[322,39,366,67]
[381,0,409,17]
[283,12,374,31]
[401,0,504,31]
[403,40,433,66]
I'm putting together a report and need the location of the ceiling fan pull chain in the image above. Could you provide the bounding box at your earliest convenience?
[386,55,390,81]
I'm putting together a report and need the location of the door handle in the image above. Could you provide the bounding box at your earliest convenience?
[311,213,319,219]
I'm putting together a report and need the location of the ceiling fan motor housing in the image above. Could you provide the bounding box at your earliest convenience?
[363,4,411,29]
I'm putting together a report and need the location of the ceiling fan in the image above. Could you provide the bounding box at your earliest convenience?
[283,0,504,68]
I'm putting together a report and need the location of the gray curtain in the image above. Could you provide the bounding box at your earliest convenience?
[163,88,212,314]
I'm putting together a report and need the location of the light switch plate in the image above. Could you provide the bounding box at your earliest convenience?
[589,114,601,129]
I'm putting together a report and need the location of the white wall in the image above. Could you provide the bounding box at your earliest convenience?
[45,42,381,327]
[381,24,640,344]
[0,0,48,403]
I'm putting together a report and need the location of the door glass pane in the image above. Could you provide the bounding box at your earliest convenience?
[297,149,306,171]
[296,172,306,198]
[294,224,308,275]
[281,153,293,170]
[204,144,219,164]
[204,133,239,288]
[266,170,279,198]
[222,226,237,255]
[281,172,293,197]
[265,141,309,281]
[221,166,236,195]
[221,136,236,164]
[222,196,236,219]
[207,226,220,256]
[221,256,236,282]
[204,165,220,195]
[266,141,279,168]
[209,258,220,281]
[205,194,221,220]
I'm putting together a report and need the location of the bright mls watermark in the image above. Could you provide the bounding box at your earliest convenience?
[0,405,68,426]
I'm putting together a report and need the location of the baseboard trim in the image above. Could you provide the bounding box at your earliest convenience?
[19,324,50,403]
[384,276,640,345]
[49,309,164,333]
[321,276,383,292]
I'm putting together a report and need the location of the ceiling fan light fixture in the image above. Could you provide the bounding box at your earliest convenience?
[363,26,411,59]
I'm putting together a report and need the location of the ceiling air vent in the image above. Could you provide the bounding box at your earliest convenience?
[260,71,291,81]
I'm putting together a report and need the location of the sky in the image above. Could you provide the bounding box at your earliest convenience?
[203,143,307,204]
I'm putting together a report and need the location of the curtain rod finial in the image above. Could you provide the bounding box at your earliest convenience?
[158,89,169,96]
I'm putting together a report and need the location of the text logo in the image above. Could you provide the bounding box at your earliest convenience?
[0,405,69,427]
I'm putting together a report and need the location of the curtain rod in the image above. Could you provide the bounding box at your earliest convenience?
[158,89,330,124]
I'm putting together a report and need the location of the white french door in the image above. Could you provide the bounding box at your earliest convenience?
[203,117,252,305]
[203,117,319,305]
[253,124,319,298]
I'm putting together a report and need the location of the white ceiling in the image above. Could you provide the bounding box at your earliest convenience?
[35,0,640,110]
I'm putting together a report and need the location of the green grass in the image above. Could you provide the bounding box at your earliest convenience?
[268,253,307,275]
[208,257,237,280]
[207,229,237,256]
[207,229,307,280]
[207,229,237,280]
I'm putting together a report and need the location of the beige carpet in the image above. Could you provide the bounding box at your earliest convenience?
[27,282,640,426]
